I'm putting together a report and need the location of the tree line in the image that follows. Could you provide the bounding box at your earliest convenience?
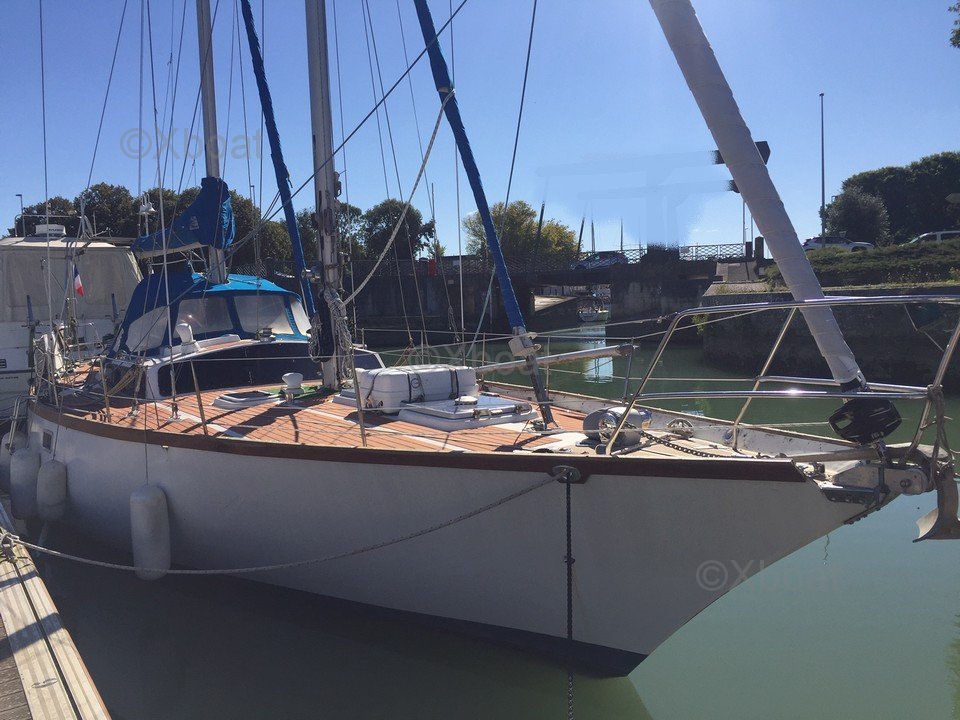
[822,152,960,245]
[10,184,577,268]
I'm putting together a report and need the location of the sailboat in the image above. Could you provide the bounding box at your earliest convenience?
[6,0,960,676]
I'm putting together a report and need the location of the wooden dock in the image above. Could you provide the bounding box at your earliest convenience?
[0,503,109,719]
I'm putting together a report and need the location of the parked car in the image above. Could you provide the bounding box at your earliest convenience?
[801,236,874,252]
[572,250,628,270]
[908,230,960,245]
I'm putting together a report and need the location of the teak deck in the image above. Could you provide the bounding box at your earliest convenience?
[48,384,748,461]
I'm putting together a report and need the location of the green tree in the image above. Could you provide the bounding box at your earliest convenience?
[362,199,434,260]
[428,238,446,258]
[951,2,960,48]
[229,192,292,266]
[296,208,317,262]
[840,152,960,243]
[463,201,577,261]
[824,187,892,245]
[139,187,185,236]
[255,220,293,264]
[338,203,364,259]
[296,202,363,264]
[76,183,137,237]
[13,196,78,236]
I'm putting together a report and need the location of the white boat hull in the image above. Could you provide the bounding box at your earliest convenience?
[27,406,865,673]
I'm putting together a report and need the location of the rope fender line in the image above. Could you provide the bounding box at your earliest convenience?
[1,470,564,576]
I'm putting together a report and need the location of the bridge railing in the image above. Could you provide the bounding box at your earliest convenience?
[236,243,745,283]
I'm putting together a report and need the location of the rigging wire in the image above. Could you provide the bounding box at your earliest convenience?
[257,0,265,211]
[450,0,466,343]
[230,0,471,251]
[450,0,466,351]
[344,93,453,306]
[360,0,413,346]
[466,0,539,359]
[159,0,188,192]
[137,0,145,198]
[146,0,179,411]
[365,0,404,198]
[234,0,260,332]
[395,0,433,216]
[220,0,238,179]
[235,0,254,206]
[361,0,392,198]
[331,0,358,331]
[368,0,429,347]
[84,0,130,192]
[36,0,56,340]
[156,0,176,170]
[221,0,470,295]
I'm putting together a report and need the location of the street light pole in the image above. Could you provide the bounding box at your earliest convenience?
[15,193,23,236]
[819,92,826,236]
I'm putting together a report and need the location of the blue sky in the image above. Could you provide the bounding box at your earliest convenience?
[1,0,958,254]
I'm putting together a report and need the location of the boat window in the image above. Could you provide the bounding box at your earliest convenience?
[234,295,295,335]
[289,299,309,334]
[126,307,169,351]
[177,297,233,338]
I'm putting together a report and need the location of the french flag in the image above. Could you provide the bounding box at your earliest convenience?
[73,265,85,298]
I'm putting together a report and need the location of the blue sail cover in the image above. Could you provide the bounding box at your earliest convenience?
[132,176,236,259]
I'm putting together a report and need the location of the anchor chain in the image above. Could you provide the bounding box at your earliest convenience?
[636,429,728,458]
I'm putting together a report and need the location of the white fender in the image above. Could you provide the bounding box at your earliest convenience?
[0,431,26,493]
[37,460,68,522]
[10,447,40,520]
[130,485,171,581]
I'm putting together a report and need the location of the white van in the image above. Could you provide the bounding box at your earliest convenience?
[909,230,960,244]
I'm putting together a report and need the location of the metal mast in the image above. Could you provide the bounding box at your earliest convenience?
[196,0,227,283]
[304,0,342,389]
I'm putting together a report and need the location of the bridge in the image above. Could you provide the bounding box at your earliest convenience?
[344,242,745,285]
[239,242,747,344]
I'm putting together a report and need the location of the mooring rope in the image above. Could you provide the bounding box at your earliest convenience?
[1,473,556,576]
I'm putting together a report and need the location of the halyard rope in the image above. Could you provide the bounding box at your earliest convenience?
[343,91,453,307]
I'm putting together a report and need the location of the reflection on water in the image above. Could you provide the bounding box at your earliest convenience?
[38,323,960,718]
[39,527,650,720]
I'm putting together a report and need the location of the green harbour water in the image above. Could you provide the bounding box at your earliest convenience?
[36,324,960,719]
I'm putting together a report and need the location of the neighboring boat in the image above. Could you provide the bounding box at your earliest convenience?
[578,304,610,323]
[0,224,141,421]
[9,0,960,678]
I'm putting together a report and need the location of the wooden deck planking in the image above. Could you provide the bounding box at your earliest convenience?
[53,384,748,460]
[60,385,586,455]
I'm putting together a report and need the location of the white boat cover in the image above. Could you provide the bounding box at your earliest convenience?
[0,239,141,324]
